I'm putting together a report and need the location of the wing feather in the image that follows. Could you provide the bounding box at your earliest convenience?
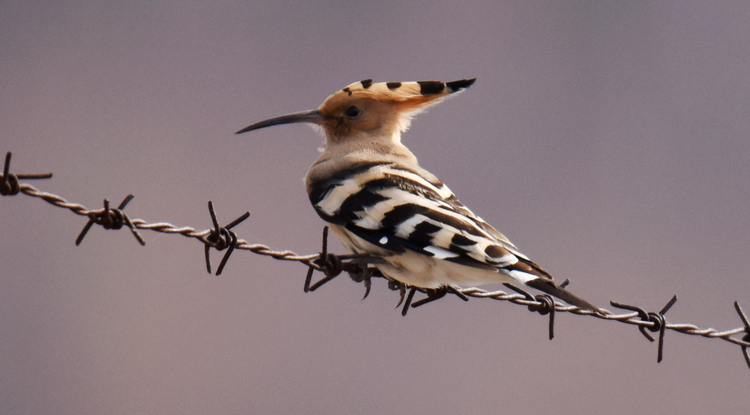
[310,163,529,271]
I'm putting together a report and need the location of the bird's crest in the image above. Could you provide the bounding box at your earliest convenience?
[321,79,476,119]
[330,79,475,104]
[318,79,476,137]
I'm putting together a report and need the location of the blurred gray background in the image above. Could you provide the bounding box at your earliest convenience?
[2,1,749,413]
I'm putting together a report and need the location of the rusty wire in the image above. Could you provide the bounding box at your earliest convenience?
[2,151,750,370]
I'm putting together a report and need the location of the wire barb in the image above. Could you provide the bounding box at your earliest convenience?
[610,295,677,363]
[505,283,557,340]
[75,195,145,246]
[734,301,750,369]
[304,226,342,292]
[0,152,52,196]
[203,201,250,276]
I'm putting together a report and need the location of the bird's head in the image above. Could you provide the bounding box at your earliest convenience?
[236,79,476,144]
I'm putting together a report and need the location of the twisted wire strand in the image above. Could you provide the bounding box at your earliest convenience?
[458,286,750,347]
[10,181,750,363]
[20,183,321,264]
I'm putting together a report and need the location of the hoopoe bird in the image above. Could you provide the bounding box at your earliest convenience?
[237,79,599,311]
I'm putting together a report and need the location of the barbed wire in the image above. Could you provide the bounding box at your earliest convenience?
[2,151,749,370]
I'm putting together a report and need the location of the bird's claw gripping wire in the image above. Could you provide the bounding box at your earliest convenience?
[203,201,250,276]
[346,260,375,300]
[303,227,386,299]
[391,280,407,309]
[76,195,145,246]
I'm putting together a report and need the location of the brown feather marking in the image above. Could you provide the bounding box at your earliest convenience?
[484,244,509,259]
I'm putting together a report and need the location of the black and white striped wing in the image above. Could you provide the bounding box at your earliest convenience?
[308,162,532,272]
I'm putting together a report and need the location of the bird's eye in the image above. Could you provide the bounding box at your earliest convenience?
[344,105,361,118]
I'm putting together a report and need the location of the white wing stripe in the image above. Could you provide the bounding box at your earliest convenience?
[316,178,362,216]
[424,245,460,259]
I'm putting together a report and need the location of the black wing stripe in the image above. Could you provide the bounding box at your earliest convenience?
[405,219,443,248]
[336,188,389,223]
[308,161,384,205]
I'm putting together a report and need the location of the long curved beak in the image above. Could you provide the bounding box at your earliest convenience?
[235,109,324,134]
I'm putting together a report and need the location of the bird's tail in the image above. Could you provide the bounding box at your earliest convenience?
[525,278,602,313]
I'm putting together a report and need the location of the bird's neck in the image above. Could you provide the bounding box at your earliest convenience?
[305,132,419,187]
